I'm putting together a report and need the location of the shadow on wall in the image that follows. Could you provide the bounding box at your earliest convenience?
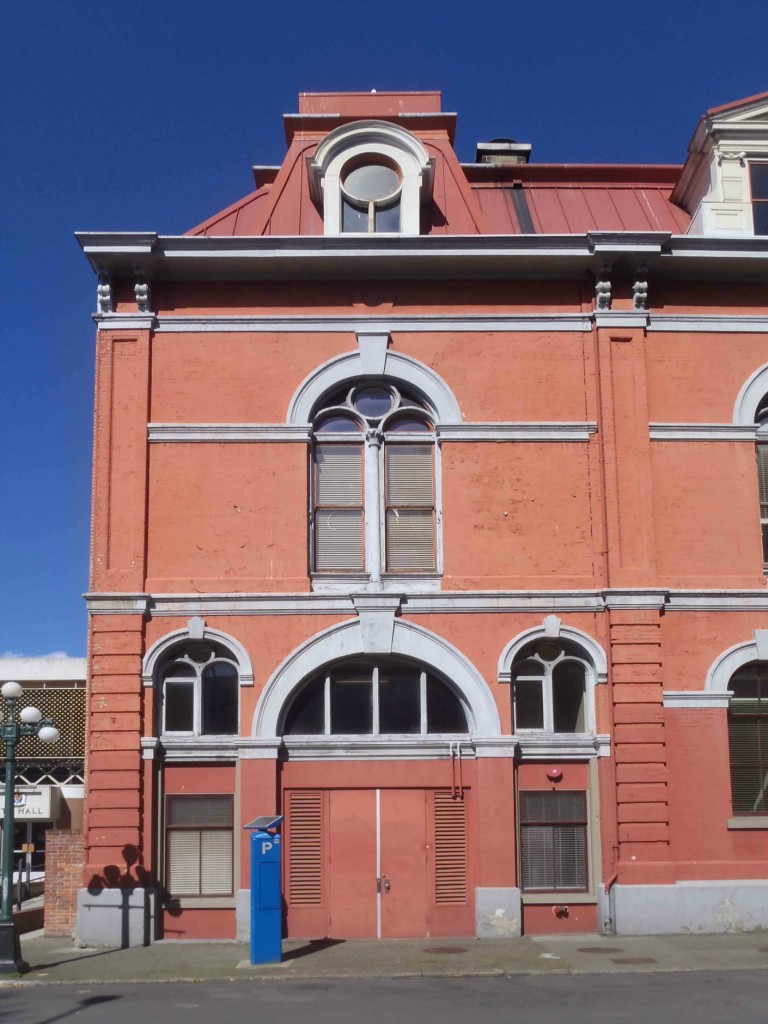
[85,844,179,948]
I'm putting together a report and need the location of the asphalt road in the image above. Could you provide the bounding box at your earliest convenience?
[2,971,767,1024]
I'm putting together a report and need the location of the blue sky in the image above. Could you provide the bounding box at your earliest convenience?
[1,0,766,657]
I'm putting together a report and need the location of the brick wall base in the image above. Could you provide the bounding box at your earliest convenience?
[45,830,85,937]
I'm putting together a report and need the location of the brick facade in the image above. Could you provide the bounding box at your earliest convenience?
[45,830,85,937]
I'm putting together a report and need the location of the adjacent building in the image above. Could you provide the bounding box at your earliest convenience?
[75,90,768,945]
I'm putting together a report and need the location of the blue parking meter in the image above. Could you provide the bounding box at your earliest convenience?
[245,815,284,964]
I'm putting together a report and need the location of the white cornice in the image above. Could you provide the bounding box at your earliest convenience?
[77,232,768,285]
[649,423,758,441]
[84,589,768,616]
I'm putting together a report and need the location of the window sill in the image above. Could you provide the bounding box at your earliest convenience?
[515,733,611,758]
[727,817,768,830]
[522,892,595,905]
[163,896,235,910]
[311,573,441,594]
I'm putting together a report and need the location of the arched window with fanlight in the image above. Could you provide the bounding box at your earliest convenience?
[159,638,239,736]
[755,392,768,566]
[511,638,593,735]
[312,381,438,580]
[282,658,468,737]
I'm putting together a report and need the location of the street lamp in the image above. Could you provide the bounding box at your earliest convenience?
[0,680,61,974]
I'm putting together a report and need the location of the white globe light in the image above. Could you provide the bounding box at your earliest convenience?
[21,706,43,724]
[1,681,23,699]
[37,725,61,745]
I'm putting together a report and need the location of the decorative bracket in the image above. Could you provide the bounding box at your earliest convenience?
[632,262,649,311]
[96,268,113,314]
[715,147,747,166]
[595,259,612,311]
[134,269,152,314]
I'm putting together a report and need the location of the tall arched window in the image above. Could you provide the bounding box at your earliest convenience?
[511,639,592,734]
[728,660,768,815]
[755,392,768,566]
[159,639,239,736]
[282,658,468,737]
[312,382,438,579]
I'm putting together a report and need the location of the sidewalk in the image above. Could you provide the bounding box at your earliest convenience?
[7,930,768,984]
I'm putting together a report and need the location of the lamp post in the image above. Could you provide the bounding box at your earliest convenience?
[0,680,61,974]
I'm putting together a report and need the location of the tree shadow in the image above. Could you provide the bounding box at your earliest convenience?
[84,844,169,949]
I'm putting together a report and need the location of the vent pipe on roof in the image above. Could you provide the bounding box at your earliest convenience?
[474,138,531,165]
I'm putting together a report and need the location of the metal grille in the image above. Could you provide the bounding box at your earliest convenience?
[13,688,86,761]
[11,763,84,786]
[434,791,467,904]
[287,791,324,906]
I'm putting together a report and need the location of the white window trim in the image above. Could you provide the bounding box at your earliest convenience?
[307,120,434,237]
[253,617,502,741]
[498,621,607,752]
[142,623,254,686]
[310,387,443,588]
[160,654,240,738]
[733,362,768,425]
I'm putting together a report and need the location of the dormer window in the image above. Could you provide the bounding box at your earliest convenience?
[341,161,401,233]
[308,120,434,236]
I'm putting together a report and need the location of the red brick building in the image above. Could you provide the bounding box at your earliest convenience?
[75,90,768,945]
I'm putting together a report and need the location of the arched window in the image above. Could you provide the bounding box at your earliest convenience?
[159,639,239,736]
[307,120,434,236]
[755,392,768,566]
[511,639,592,734]
[312,382,438,578]
[728,661,768,814]
[282,658,468,737]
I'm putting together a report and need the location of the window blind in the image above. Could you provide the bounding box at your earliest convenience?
[314,444,364,571]
[385,445,435,571]
[520,791,587,891]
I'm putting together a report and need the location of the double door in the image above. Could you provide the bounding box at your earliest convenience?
[285,787,471,939]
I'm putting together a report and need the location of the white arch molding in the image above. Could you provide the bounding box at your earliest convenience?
[706,632,768,694]
[733,362,768,424]
[252,618,501,739]
[497,624,608,684]
[141,625,254,686]
[287,349,462,425]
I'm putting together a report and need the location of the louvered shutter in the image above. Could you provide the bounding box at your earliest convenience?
[287,791,324,906]
[728,716,768,812]
[385,444,435,571]
[314,444,364,571]
[433,791,467,904]
[758,445,768,561]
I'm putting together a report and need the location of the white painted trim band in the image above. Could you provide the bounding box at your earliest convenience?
[148,424,311,442]
[649,423,758,441]
[84,589,768,616]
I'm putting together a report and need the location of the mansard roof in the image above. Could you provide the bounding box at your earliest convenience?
[186,90,690,237]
